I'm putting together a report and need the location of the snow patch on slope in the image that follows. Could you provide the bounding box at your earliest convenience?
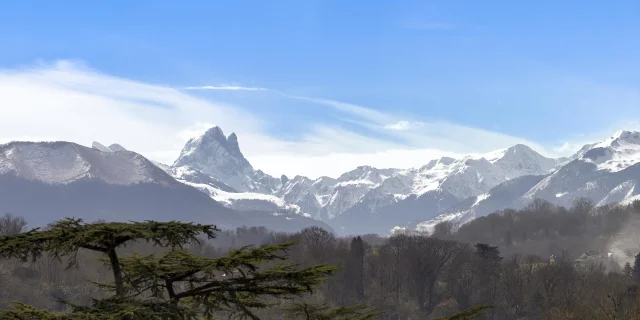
[164,125,563,229]
[598,181,636,206]
[276,144,557,223]
[473,193,490,206]
[581,130,640,172]
[92,142,128,153]
[414,210,469,235]
[213,190,308,217]
[0,142,168,185]
[92,142,112,153]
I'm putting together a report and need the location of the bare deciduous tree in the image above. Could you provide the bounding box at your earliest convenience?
[0,212,27,235]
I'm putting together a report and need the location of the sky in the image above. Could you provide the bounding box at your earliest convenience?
[0,1,639,178]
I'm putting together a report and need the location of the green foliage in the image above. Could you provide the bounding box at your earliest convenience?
[0,218,218,266]
[116,243,339,318]
[474,243,502,263]
[0,298,196,320]
[434,304,493,320]
[0,218,371,320]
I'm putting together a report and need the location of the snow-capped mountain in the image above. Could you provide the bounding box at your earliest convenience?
[281,144,558,230]
[1,141,170,185]
[92,141,128,153]
[0,141,236,225]
[0,141,331,233]
[489,144,559,179]
[166,127,297,215]
[580,130,640,172]
[520,130,640,207]
[326,145,560,234]
[172,127,281,193]
[164,126,562,235]
[411,130,640,234]
[19,126,638,236]
[411,175,547,234]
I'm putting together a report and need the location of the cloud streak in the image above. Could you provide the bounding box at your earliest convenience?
[551,120,640,155]
[1,61,426,177]
[278,93,390,125]
[278,92,552,157]
[384,120,424,131]
[184,85,268,91]
[0,60,596,178]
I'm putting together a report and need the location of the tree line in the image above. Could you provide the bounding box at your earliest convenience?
[1,198,640,319]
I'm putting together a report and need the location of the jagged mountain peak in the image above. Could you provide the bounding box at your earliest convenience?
[485,143,557,178]
[171,126,284,194]
[579,130,640,172]
[92,141,112,152]
[505,143,537,155]
[225,132,242,154]
[108,144,127,152]
[92,142,127,153]
[174,126,250,167]
[612,129,640,140]
[482,143,545,163]
[596,130,640,149]
[289,175,311,183]
[410,130,640,235]
[193,126,243,156]
[202,125,225,139]
[335,165,399,187]
[422,156,456,170]
[193,126,230,143]
[498,144,550,160]
[172,126,259,192]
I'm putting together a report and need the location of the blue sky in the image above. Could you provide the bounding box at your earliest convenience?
[1,1,639,177]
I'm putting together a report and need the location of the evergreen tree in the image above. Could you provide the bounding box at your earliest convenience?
[474,243,502,263]
[633,253,640,281]
[0,218,379,319]
[473,244,501,318]
[345,236,365,302]
[624,262,634,279]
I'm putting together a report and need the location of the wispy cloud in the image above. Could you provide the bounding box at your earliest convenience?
[278,92,550,157]
[551,121,640,156]
[1,60,446,177]
[384,120,424,131]
[184,85,268,91]
[0,60,596,178]
[279,93,390,125]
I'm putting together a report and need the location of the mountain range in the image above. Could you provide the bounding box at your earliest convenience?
[2,127,640,235]
[0,140,330,233]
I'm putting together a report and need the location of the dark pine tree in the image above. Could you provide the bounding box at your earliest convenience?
[633,252,640,281]
[0,218,379,320]
[345,236,366,302]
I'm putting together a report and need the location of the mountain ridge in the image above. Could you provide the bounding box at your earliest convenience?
[0,140,331,233]
[410,130,640,234]
[6,128,640,236]
[154,126,567,234]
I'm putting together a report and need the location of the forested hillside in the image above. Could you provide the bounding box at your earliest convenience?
[2,198,640,319]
